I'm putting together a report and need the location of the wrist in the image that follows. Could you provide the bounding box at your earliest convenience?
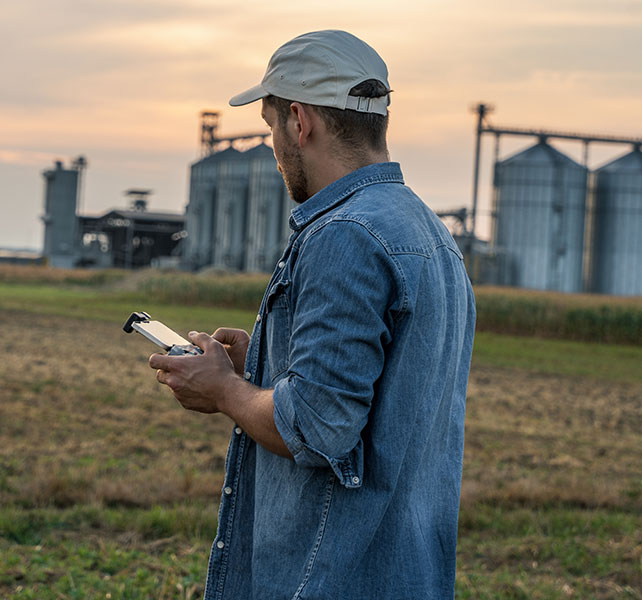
[217,371,245,416]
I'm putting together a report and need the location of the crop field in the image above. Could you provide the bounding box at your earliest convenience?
[0,267,641,599]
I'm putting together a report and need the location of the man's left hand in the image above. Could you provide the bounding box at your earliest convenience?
[149,331,237,413]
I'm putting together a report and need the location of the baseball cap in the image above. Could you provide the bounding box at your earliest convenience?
[229,30,390,116]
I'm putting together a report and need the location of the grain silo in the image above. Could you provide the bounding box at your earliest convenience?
[41,157,86,268]
[211,149,251,270]
[493,141,588,292]
[281,185,297,248]
[244,144,289,272]
[184,150,231,270]
[590,148,642,296]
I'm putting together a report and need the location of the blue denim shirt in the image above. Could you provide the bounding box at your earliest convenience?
[204,162,476,600]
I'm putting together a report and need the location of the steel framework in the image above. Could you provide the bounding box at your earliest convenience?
[469,103,642,242]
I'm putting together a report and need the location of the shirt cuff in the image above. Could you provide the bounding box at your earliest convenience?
[273,376,363,489]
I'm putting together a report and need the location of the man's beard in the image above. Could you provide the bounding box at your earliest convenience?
[278,142,309,204]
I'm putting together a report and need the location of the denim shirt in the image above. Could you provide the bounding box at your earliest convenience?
[204,162,476,600]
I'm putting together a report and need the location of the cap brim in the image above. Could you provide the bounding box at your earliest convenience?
[229,84,269,107]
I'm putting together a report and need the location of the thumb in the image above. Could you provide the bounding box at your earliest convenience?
[187,331,216,352]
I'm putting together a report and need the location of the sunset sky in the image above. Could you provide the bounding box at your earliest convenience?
[2,0,641,249]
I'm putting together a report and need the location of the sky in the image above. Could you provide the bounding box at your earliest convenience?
[1,0,641,250]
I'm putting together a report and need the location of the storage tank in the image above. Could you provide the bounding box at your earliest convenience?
[41,160,80,268]
[492,141,588,292]
[244,144,289,272]
[590,147,642,296]
[184,149,234,270]
[280,183,297,250]
[211,149,250,270]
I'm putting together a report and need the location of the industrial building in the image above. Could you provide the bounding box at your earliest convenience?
[37,107,642,296]
[590,149,642,296]
[492,142,588,293]
[41,160,184,269]
[41,158,85,268]
[40,113,294,274]
[182,112,295,272]
[470,104,642,296]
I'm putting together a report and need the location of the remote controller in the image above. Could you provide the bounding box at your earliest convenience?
[123,312,203,356]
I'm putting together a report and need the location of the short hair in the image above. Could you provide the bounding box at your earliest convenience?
[264,79,390,154]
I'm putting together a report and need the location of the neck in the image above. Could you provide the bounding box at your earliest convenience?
[304,146,390,197]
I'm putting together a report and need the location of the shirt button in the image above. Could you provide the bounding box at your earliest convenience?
[234,426,242,435]
[352,476,360,485]
[255,314,262,322]
[224,486,232,495]
[278,261,286,269]
[244,371,251,380]
[216,540,225,549]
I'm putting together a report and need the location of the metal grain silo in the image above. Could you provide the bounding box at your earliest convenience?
[493,141,587,292]
[590,148,642,296]
[244,144,289,272]
[42,160,80,268]
[211,149,250,270]
[184,149,235,270]
[281,184,297,249]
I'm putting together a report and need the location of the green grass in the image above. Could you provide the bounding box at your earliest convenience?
[3,265,642,345]
[1,282,639,384]
[1,503,639,599]
[0,504,215,599]
[456,505,641,599]
[1,273,641,599]
[474,331,642,384]
[0,283,256,332]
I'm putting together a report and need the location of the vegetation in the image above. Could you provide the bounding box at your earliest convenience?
[0,265,640,598]
[3,265,641,344]
[475,285,642,345]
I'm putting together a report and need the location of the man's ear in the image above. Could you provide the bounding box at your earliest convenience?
[288,102,314,148]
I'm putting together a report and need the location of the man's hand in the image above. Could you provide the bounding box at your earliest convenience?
[212,328,250,376]
[150,329,292,459]
[149,331,237,413]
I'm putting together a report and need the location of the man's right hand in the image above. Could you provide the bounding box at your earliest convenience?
[212,328,251,376]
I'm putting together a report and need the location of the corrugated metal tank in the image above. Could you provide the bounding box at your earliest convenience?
[42,161,79,268]
[590,148,642,296]
[493,142,587,292]
[280,184,297,250]
[185,151,225,269]
[212,149,250,270]
[244,144,289,272]
[184,143,295,273]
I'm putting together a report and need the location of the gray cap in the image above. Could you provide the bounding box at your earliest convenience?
[229,30,390,116]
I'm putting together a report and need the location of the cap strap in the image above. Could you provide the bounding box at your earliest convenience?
[345,95,389,115]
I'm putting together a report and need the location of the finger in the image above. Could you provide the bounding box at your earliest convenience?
[156,369,169,385]
[212,328,249,345]
[149,353,172,370]
[157,369,181,390]
[188,331,217,353]
[212,328,235,345]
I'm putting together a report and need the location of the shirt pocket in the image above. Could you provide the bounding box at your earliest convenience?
[265,277,291,381]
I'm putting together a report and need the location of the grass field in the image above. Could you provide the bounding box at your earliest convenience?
[0,269,640,599]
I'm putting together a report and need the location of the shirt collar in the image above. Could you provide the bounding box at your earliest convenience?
[289,162,404,231]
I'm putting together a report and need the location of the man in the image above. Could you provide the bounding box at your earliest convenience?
[150,30,476,600]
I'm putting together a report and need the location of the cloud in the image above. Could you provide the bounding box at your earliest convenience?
[2,0,642,249]
[0,149,65,167]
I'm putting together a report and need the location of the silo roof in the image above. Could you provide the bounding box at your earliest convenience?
[191,146,242,168]
[243,143,275,159]
[499,141,585,169]
[596,148,642,172]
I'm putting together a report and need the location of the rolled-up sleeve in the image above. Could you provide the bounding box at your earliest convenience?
[272,219,399,488]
